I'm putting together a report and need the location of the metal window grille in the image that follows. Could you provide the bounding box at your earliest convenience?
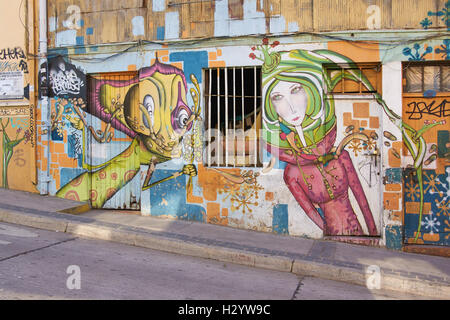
[404,61,450,93]
[203,66,262,167]
[325,63,382,94]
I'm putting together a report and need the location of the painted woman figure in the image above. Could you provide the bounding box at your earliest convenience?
[259,45,378,236]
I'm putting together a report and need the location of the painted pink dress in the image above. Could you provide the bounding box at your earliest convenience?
[267,126,378,236]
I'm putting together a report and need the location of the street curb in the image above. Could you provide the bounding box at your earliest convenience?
[291,259,448,298]
[1,208,449,299]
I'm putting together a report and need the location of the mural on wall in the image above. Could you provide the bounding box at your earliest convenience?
[258,41,378,237]
[403,0,449,62]
[41,38,448,245]
[403,96,449,245]
[254,38,446,239]
[401,1,449,245]
[0,116,32,188]
[50,56,200,208]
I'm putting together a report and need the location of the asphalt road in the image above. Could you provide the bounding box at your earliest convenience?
[0,221,431,300]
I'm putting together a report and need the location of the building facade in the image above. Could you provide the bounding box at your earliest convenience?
[0,0,38,193]
[35,0,449,251]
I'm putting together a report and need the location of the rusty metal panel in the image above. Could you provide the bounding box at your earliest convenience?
[187,1,216,39]
[98,10,119,43]
[259,0,281,16]
[147,8,166,41]
[279,0,313,33]
[77,0,144,12]
[49,0,445,43]
[313,0,364,31]
[229,0,244,20]
[391,0,441,29]
[125,8,147,40]
[435,0,449,29]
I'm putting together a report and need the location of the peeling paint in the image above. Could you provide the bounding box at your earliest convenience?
[55,30,77,47]
[131,16,145,36]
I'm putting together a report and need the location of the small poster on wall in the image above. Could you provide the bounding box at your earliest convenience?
[0,71,24,100]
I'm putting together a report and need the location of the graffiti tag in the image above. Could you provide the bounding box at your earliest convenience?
[406,99,450,119]
[14,148,26,167]
[29,105,35,147]
[0,47,26,60]
[0,47,28,73]
[0,107,28,117]
[48,56,86,98]
[50,69,84,95]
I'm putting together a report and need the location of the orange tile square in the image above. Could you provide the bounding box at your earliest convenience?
[208,51,217,61]
[390,211,403,223]
[265,192,274,201]
[405,202,431,215]
[353,103,370,118]
[156,50,169,57]
[369,116,379,129]
[388,142,402,168]
[207,202,220,223]
[383,192,400,210]
[343,112,353,127]
[423,233,440,242]
[55,142,65,153]
[209,60,226,68]
[385,184,401,192]
[50,152,58,163]
[59,153,78,168]
[171,62,183,70]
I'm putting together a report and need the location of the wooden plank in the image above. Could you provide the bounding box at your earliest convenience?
[280,0,313,33]
[228,0,243,20]
[403,245,450,257]
[147,7,166,41]
[99,11,119,43]
[391,0,436,29]
[434,0,449,29]
[121,0,145,9]
[179,0,191,38]
[51,0,446,43]
[128,8,147,41]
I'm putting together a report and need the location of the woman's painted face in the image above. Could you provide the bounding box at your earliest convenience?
[270,81,308,127]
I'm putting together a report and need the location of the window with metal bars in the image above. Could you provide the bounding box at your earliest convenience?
[403,61,450,94]
[203,66,262,167]
[325,63,382,94]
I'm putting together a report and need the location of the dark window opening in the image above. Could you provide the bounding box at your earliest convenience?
[204,67,262,167]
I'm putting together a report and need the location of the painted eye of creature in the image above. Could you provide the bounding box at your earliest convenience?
[271,94,283,102]
[177,108,189,128]
[142,94,154,129]
[291,85,303,94]
[171,104,192,133]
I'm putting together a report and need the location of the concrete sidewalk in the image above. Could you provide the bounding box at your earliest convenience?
[0,188,448,299]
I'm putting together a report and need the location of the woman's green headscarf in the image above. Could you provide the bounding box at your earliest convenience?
[262,48,376,150]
